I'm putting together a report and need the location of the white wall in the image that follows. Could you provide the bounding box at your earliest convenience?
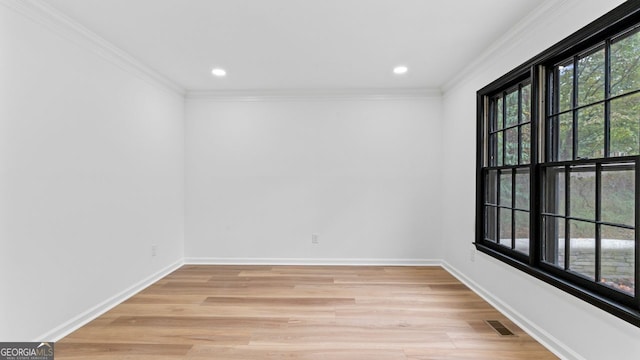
[4,0,640,354]
[0,4,184,340]
[440,0,640,359]
[185,95,442,263]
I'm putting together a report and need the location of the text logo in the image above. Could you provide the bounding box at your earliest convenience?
[0,342,54,360]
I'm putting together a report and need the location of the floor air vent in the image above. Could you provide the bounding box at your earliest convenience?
[485,320,515,336]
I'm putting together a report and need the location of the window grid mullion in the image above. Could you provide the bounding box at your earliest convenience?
[595,163,602,283]
[604,39,612,158]
[489,121,531,135]
[502,92,506,166]
[518,84,523,165]
[538,214,635,229]
[497,169,501,245]
[572,56,579,161]
[548,87,640,118]
[512,168,516,250]
[565,164,571,271]
[635,159,640,305]
[491,99,497,166]
[548,69,556,162]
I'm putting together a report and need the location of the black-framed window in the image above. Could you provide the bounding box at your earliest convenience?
[476,1,640,327]
[548,26,640,162]
[541,159,636,303]
[484,80,532,256]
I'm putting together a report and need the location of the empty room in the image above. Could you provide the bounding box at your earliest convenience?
[2,0,640,359]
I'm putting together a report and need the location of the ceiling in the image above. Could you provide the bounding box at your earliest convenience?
[45,0,543,92]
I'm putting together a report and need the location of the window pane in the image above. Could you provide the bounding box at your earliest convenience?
[521,84,531,123]
[557,61,574,113]
[569,220,596,280]
[489,133,496,166]
[515,168,530,210]
[505,127,518,165]
[601,163,635,227]
[611,29,640,96]
[600,225,635,295]
[500,208,513,248]
[496,131,503,166]
[506,90,518,127]
[570,165,596,220]
[485,206,498,242]
[514,210,530,255]
[577,104,605,160]
[521,123,531,164]
[558,112,573,161]
[490,98,497,131]
[544,166,566,215]
[500,170,512,207]
[543,215,565,267]
[610,92,640,157]
[496,97,504,130]
[577,47,605,106]
[485,170,498,205]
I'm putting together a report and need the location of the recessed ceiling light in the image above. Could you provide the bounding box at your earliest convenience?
[393,66,408,75]
[211,68,227,77]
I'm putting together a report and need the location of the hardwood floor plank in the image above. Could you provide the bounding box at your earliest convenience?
[61,326,251,346]
[55,342,192,357]
[109,315,289,329]
[123,294,210,305]
[202,296,356,306]
[404,348,558,360]
[187,345,409,360]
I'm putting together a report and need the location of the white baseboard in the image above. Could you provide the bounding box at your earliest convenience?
[184,257,441,266]
[37,259,184,342]
[36,255,580,360]
[441,261,583,360]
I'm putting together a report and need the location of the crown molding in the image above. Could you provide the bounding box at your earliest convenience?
[1,0,185,96]
[186,88,442,101]
[441,0,572,93]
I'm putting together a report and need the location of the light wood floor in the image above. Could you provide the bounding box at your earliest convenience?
[57,265,558,359]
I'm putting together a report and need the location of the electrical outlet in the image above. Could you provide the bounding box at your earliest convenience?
[311,234,319,244]
[152,244,158,257]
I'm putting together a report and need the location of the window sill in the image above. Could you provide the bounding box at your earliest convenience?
[474,242,640,327]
